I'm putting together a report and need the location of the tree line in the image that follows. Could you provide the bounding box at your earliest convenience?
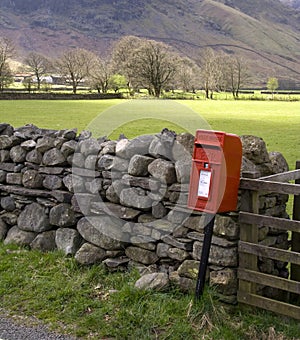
[0,35,252,98]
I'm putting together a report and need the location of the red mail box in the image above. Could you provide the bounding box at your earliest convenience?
[187,130,242,213]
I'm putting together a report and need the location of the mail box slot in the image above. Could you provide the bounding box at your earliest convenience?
[187,130,242,213]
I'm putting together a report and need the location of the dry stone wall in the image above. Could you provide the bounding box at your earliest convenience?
[0,93,122,100]
[0,123,290,303]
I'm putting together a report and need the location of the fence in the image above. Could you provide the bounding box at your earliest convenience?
[238,162,300,320]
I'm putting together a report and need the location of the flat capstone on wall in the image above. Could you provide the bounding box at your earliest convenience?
[0,123,290,303]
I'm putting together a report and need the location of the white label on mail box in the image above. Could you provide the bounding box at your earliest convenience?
[198,170,211,198]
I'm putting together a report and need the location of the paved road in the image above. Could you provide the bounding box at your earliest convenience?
[0,313,78,340]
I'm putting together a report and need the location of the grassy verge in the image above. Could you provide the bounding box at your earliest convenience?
[0,242,300,339]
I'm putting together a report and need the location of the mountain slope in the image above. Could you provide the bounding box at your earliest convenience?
[0,0,299,87]
[280,0,300,9]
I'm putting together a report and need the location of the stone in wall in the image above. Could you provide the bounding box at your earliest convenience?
[43,175,63,190]
[125,246,159,265]
[213,215,239,240]
[75,242,106,265]
[0,150,10,163]
[77,216,125,250]
[17,202,50,233]
[0,135,18,149]
[49,203,77,227]
[152,202,167,219]
[26,149,43,164]
[36,136,56,153]
[30,230,56,252]
[120,187,153,211]
[0,218,8,240]
[91,201,141,220]
[4,226,37,246]
[167,247,190,261]
[241,135,273,176]
[1,196,16,212]
[175,159,191,184]
[0,123,14,136]
[128,155,154,176]
[61,140,78,157]
[134,272,169,291]
[177,260,199,280]
[21,139,36,151]
[210,268,237,296]
[10,145,27,163]
[269,151,289,173]
[192,239,238,267]
[6,173,22,185]
[116,135,154,159]
[148,159,177,184]
[63,174,85,193]
[169,271,196,293]
[55,228,83,255]
[42,148,66,166]
[172,132,194,161]
[22,170,44,189]
[78,138,101,157]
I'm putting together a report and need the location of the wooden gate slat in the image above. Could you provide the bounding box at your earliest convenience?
[238,268,300,294]
[239,178,300,195]
[239,241,300,265]
[239,212,300,233]
[237,292,300,320]
[259,169,300,182]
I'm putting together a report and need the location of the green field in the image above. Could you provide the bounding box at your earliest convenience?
[1,98,299,168]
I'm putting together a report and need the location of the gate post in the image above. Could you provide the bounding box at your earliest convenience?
[291,161,300,283]
[239,171,260,295]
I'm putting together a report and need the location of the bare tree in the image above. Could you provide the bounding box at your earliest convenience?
[223,55,250,99]
[112,36,181,97]
[57,48,96,94]
[111,35,141,71]
[198,48,250,99]
[141,42,177,96]
[0,37,15,92]
[111,35,143,93]
[135,40,179,97]
[89,56,112,94]
[24,52,51,90]
[176,57,200,93]
[199,48,223,99]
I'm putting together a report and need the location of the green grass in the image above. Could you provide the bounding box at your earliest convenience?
[1,98,299,168]
[0,99,120,131]
[1,242,299,339]
[187,100,300,169]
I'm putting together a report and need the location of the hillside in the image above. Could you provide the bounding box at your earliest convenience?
[0,0,299,87]
[280,0,300,9]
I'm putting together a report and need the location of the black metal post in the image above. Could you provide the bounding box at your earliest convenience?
[195,213,216,299]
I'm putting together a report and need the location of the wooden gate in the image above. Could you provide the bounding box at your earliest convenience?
[238,162,300,320]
